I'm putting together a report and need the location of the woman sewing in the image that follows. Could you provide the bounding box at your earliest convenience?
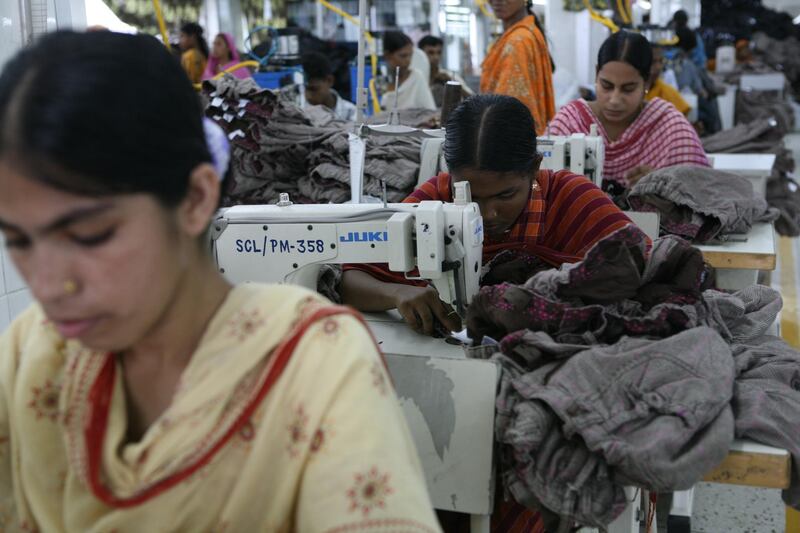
[342,94,638,338]
[0,31,440,532]
[342,93,644,529]
[548,31,709,196]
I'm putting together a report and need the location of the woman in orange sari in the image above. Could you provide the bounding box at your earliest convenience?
[481,0,555,134]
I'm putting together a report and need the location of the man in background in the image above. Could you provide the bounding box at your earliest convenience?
[302,52,357,121]
[418,35,474,107]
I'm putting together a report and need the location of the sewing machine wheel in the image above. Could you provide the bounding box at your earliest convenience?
[667,515,691,533]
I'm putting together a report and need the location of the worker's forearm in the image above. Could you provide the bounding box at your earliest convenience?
[340,270,406,312]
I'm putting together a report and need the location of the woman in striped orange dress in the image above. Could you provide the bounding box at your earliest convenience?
[342,94,638,338]
[342,93,644,530]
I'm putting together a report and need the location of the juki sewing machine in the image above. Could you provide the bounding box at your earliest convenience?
[415,129,605,188]
[210,181,484,316]
[537,126,605,187]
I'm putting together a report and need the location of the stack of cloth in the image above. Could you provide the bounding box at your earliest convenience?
[714,58,795,132]
[702,118,800,236]
[202,76,426,206]
[751,32,800,102]
[466,225,800,530]
[626,165,778,243]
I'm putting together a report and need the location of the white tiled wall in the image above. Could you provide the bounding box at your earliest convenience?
[0,237,33,334]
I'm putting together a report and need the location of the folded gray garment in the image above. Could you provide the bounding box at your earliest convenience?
[735,90,795,134]
[701,117,783,154]
[732,334,800,508]
[628,165,779,243]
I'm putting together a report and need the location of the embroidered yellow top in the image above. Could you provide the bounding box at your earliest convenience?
[0,284,441,532]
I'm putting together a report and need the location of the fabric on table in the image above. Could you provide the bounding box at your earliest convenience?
[627,165,779,243]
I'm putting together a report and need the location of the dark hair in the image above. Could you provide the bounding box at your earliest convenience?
[0,31,212,207]
[383,31,413,54]
[181,22,209,59]
[676,26,698,53]
[418,35,443,49]
[524,5,555,73]
[596,31,653,81]
[444,94,538,174]
[672,9,689,29]
[301,51,332,81]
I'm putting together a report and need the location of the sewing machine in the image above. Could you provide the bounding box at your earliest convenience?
[414,130,606,188]
[210,182,483,316]
[538,128,605,187]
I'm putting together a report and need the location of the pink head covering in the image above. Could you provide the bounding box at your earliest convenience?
[202,33,249,80]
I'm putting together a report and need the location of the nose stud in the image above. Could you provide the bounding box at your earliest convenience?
[63,280,78,295]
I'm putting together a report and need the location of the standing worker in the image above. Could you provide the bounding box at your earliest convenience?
[481,0,555,135]
[178,22,208,84]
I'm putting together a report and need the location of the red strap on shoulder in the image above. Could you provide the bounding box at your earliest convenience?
[86,305,381,508]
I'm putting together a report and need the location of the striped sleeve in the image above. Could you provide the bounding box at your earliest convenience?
[540,170,644,257]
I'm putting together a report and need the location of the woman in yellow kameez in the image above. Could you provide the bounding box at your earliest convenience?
[481,0,555,134]
[0,31,441,533]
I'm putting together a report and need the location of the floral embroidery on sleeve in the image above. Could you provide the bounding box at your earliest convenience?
[347,467,394,516]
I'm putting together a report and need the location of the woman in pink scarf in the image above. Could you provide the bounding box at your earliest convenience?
[202,33,251,80]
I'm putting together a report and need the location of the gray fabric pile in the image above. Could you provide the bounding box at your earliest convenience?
[701,118,800,237]
[628,165,779,243]
[701,117,790,170]
[467,227,800,529]
[751,31,800,100]
[202,76,424,206]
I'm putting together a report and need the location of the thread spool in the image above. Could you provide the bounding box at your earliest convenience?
[440,81,463,127]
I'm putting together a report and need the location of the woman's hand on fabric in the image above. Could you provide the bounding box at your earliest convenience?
[624,165,654,187]
[392,285,462,336]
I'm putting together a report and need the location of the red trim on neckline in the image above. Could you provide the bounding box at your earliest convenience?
[85,305,378,508]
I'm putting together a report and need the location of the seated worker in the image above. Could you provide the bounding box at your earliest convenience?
[418,35,474,107]
[380,31,436,111]
[549,31,709,195]
[202,32,250,80]
[646,44,691,117]
[342,94,638,339]
[672,27,721,134]
[0,31,441,532]
[301,51,357,122]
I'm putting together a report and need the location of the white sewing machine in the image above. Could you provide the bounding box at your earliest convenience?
[210,182,484,316]
[537,128,605,187]
[416,129,605,188]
